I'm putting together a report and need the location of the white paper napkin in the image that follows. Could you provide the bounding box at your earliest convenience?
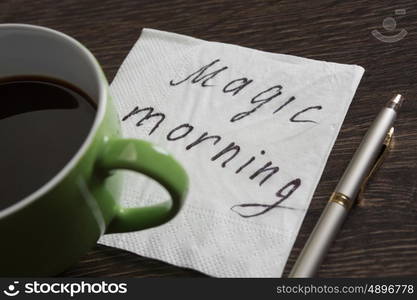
[99,28,364,277]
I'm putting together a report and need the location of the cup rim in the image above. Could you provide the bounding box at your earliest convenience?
[0,23,107,219]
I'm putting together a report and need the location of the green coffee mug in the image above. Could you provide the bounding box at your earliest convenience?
[0,24,188,276]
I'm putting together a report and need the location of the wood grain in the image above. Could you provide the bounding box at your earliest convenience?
[2,0,416,277]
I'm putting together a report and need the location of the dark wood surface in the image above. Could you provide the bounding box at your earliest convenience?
[2,0,416,277]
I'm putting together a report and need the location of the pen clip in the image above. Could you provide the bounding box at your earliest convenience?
[357,127,394,205]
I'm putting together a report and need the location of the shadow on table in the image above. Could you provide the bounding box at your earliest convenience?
[59,244,206,278]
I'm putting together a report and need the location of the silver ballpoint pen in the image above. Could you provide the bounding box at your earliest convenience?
[289,94,404,278]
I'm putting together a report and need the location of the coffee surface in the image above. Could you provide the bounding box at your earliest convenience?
[0,76,96,211]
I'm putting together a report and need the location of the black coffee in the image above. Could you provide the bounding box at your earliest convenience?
[0,76,96,210]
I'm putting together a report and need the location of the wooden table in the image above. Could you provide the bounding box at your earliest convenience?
[3,0,416,277]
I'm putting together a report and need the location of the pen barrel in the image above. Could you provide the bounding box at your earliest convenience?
[336,107,396,200]
[290,104,398,278]
[289,201,348,278]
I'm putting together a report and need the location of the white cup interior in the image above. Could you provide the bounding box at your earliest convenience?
[0,24,107,218]
[0,24,102,103]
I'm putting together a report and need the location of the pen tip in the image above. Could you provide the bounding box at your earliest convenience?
[386,94,404,111]
[392,94,403,104]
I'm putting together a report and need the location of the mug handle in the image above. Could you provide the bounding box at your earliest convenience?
[97,138,188,233]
